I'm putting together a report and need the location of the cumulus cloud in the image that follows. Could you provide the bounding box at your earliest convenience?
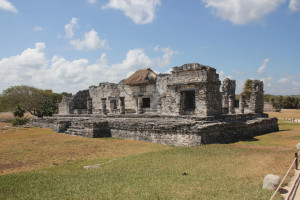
[289,0,300,11]
[202,0,285,25]
[0,43,47,87]
[154,46,179,67]
[87,0,97,4]
[0,0,17,13]
[70,29,107,50]
[257,58,270,74]
[103,0,161,24]
[64,18,78,38]
[0,43,177,93]
[33,26,45,32]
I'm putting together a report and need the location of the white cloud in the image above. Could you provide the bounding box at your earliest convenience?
[261,76,272,87]
[292,81,300,86]
[257,58,270,74]
[0,0,17,13]
[154,46,179,67]
[64,18,78,38]
[218,70,233,81]
[0,43,47,87]
[278,77,289,83]
[70,29,107,50]
[232,69,244,75]
[0,43,177,93]
[33,26,45,32]
[289,0,300,11]
[103,0,161,24]
[202,0,285,25]
[87,0,97,4]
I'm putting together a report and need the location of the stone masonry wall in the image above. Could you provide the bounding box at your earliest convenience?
[161,63,222,117]
[31,114,278,147]
[58,97,74,115]
[73,90,90,109]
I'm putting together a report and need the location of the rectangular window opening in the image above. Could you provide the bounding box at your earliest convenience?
[142,98,151,108]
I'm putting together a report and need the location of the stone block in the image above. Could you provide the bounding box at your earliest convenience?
[262,174,281,190]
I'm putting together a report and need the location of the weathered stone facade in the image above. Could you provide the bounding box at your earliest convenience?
[33,63,278,146]
[250,80,264,114]
[222,78,236,114]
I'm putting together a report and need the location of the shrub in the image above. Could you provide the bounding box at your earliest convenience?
[13,104,25,118]
[12,118,29,126]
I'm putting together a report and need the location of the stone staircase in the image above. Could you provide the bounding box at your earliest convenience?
[64,125,87,137]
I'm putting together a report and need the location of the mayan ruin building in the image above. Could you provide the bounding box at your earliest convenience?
[31,63,278,146]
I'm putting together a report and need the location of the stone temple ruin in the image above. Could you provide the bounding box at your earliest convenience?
[31,63,278,146]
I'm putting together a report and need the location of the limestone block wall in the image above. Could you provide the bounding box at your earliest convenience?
[73,90,90,109]
[30,113,279,146]
[89,81,135,113]
[58,97,73,115]
[160,63,222,117]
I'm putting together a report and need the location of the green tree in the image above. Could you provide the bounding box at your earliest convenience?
[241,79,253,100]
[41,92,63,116]
[13,104,25,118]
[1,85,63,117]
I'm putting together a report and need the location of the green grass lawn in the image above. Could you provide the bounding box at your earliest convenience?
[2,111,300,199]
[0,145,283,200]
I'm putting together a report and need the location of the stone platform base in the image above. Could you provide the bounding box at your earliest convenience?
[30,113,279,146]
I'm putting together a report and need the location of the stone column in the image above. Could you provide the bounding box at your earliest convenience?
[228,95,235,114]
[87,97,93,114]
[119,97,125,114]
[239,95,245,114]
[137,95,143,114]
[101,98,107,115]
[222,78,236,114]
[250,80,264,114]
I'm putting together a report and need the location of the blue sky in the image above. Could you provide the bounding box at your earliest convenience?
[0,0,299,95]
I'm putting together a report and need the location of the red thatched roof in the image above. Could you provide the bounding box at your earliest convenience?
[124,68,157,86]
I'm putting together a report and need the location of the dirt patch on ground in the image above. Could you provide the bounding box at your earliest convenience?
[0,126,171,175]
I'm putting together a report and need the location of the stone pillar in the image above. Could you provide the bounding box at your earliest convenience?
[250,80,264,114]
[239,95,245,114]
[101,98,107,115]
[87,97,93,114]
[222,78,236,114]
[119,97,125,114]
[228,95,235,114]
[137,95,143,114]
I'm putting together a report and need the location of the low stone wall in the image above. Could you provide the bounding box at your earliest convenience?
[108,117,278,146]
[30,114,278,146]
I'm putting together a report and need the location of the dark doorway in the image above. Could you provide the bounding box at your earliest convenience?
[110,99,117,110]
[181,91,195,114]
[142,98,151,108]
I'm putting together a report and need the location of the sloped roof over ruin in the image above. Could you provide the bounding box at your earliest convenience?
[124,68,157,86]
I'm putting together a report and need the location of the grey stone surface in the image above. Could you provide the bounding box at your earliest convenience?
[31,63,278,146]
[250,80,264,114]
[296,143,300,149]
[30,113,279,146]
[262,174,281,190]
[222,78,236,114]
[239,94,245,114]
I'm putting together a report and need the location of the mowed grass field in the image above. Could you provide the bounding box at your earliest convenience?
[1,110,300,199]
